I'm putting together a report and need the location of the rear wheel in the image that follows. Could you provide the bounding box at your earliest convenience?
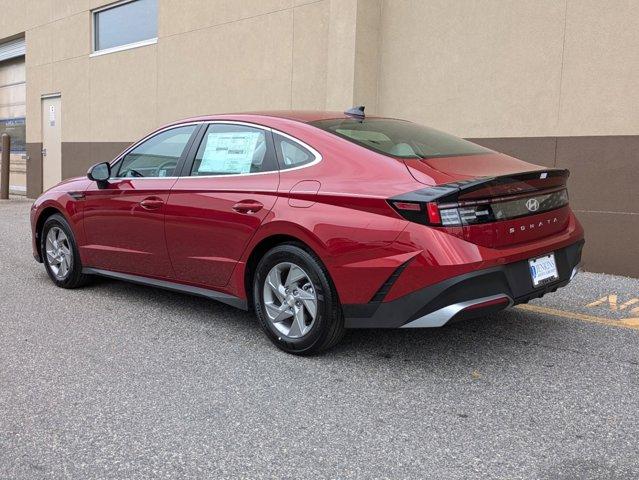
[253,244,345,354]
[41,213,90,288]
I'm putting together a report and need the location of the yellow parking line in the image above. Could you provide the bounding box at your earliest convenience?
[515,304,639,331]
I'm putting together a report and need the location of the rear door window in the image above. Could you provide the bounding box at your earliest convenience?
[190,124,277,176]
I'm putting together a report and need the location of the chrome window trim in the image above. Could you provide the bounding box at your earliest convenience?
[106,176,180,181]
[187,171,279,179]
[109,122,201,179]
[273,129,323,173]
[108,120,322,180]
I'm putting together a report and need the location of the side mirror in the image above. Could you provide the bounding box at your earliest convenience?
[87,162,111,186]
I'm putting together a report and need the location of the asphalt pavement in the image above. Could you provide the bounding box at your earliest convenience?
[1,198,638,479]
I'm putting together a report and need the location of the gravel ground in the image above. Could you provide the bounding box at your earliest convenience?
[1,198,638,479]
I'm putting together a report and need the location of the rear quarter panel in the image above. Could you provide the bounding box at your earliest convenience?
[235,118,421,304]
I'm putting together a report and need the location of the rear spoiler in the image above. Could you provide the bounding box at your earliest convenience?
[392,169,570,204]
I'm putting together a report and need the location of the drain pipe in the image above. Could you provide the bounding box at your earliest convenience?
[0,133,9,199]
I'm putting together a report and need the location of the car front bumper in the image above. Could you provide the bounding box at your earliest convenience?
[342,240,584,328]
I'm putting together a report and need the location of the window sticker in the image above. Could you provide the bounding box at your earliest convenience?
[199,131,261,174]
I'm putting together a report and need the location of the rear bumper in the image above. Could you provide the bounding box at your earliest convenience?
[343,239,584,328]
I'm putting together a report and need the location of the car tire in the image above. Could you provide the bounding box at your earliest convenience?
[41,213,90,289]
[253,243,345,355]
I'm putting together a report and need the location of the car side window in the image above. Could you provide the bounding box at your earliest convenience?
[190,124,277,176]
[116,125,197,178]
[274,133,316,170]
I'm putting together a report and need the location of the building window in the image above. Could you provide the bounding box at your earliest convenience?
[93,0,158,54]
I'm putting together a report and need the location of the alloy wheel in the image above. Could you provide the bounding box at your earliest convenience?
[45,227,72,279]
[262,262,318,339]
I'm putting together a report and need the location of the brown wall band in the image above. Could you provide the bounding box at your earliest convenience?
[25,136,639,278]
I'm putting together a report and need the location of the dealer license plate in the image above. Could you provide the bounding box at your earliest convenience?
[528,253,559,287]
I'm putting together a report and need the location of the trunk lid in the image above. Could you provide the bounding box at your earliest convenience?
[392,154,572,248]
[402,152,546,183]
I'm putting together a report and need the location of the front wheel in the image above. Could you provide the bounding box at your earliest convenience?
[41,213,90,288]
[253,244,345,355]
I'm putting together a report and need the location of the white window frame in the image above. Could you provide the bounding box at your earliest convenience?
[90,0,158,57]
[108,121,322,179]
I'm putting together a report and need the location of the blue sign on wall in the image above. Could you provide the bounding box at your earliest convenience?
[0,117,26,153]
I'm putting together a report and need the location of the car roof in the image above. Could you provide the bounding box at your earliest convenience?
[170,110,378,126]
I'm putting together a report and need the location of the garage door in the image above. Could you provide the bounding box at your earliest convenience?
[0,38,26,195]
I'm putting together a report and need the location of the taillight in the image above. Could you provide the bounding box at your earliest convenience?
[390,188,569,227]
[390,200,445,225]
[439,204,492,226]
[390,200,433,225]
[426,202,441,224]
[393,202,420,212]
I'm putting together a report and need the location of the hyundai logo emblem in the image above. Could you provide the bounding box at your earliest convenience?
[525,198,540,212]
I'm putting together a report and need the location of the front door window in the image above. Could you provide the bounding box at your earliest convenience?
[116,125,196,178]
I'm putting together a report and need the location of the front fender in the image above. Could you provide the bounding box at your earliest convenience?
[31,180,91,262]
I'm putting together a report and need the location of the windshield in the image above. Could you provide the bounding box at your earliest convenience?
[310,118,492,159]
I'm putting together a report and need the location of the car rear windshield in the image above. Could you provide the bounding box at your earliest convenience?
[310,118,492,159]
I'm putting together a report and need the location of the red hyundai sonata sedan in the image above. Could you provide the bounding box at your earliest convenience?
[31,108,584,354]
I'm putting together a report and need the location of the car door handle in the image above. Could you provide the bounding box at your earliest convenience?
[232,200,264,214]
[139,197,164,210]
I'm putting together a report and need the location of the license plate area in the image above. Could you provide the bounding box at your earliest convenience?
[528,253,559,287]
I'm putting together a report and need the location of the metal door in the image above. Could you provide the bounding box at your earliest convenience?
[41,95,62,190]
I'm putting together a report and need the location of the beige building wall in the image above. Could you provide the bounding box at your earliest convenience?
[0,0,637,276]
[2,0,380,189]
[1,0,352,194]
[376,0,639,137]
[375,0,639,277]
